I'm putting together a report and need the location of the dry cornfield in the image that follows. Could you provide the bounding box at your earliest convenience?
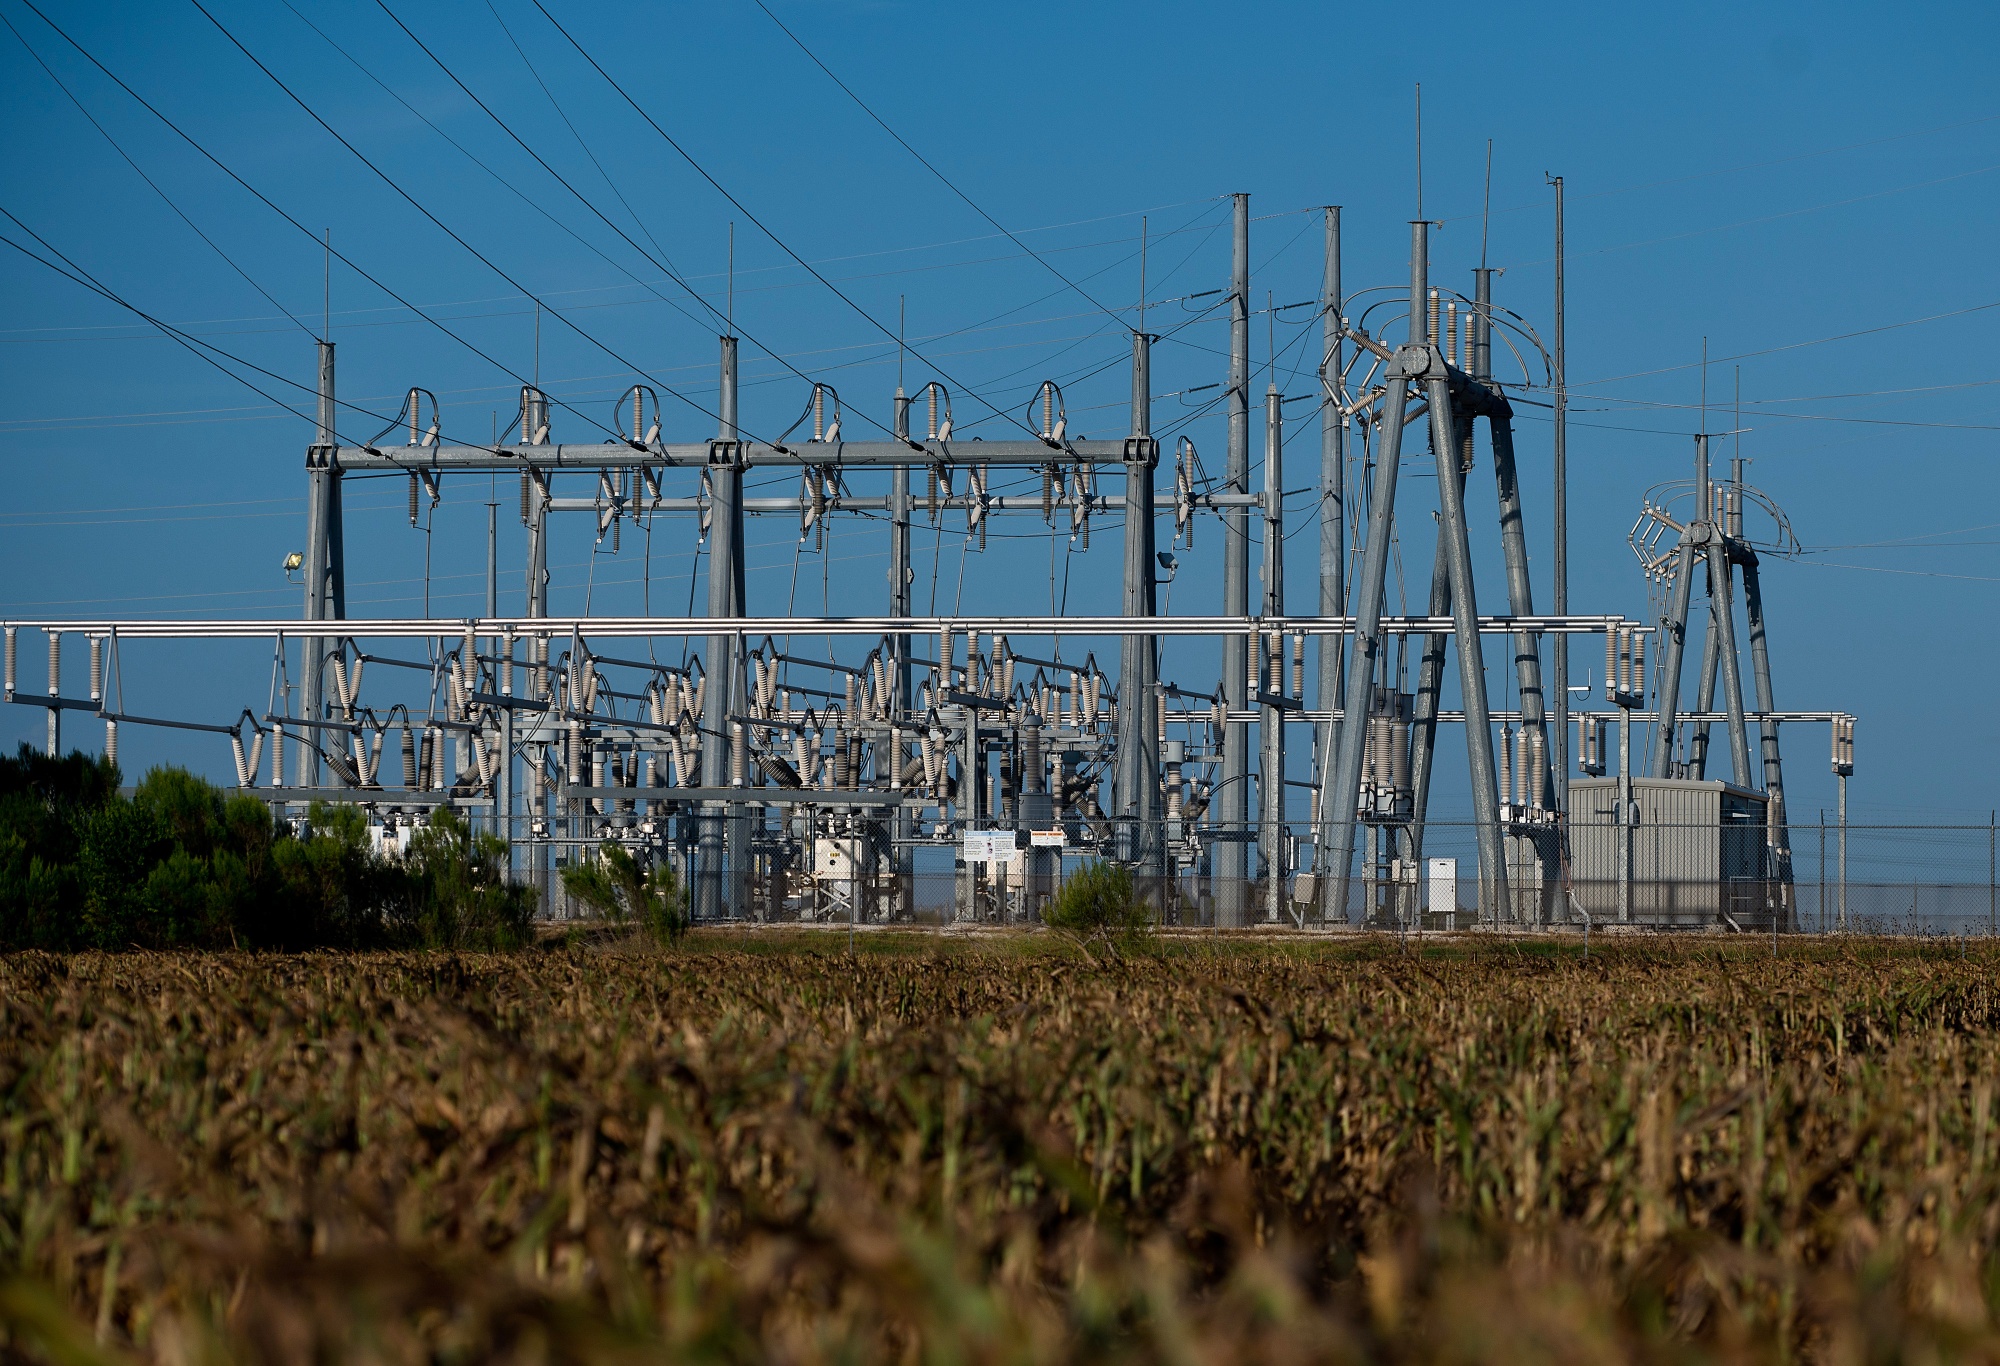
[4,934,2000,1364]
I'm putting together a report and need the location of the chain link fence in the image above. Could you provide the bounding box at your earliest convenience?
[512,817,2000,935]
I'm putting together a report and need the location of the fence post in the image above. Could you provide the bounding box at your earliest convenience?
[1989,810,1995,939]
[1818,812,1826,935]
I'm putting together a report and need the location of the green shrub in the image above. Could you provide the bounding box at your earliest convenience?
[561,842,687,947]
[389,806,537,950]
[0,746,538,951]
[1043,859,1151,943]
[0,746,120,947]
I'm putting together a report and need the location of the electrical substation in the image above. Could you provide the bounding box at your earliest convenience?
[3,193,1861,931]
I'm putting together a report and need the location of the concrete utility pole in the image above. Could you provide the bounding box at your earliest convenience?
[1217,193,1251,925]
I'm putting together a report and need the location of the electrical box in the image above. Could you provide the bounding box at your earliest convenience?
[1427,858,1458,914]
[812,838,863,882]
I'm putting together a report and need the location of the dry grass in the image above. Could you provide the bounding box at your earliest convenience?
[4,933,2000,1363]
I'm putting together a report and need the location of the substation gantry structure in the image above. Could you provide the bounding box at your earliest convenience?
[5,193,1854,930]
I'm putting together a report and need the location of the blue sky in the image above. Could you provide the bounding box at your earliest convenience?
[2,0,1996,848]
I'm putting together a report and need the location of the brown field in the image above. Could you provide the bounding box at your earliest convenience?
[3,933,1999,1363]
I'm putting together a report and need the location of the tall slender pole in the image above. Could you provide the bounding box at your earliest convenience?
[1550,176,1569,813]
[1217,193,1251,925]
[1321,221,1426,923]
[486,503,499,621]
[1425,364,1509,923]
[699,334,743,920]
[521,389,550,910]
[298,338,340,789]
[1618,708,1632,924]
[1837,771,1849,932]
[1261,383,1284,922]
[1741,553,1791,915]
[1316,208,1346,914]
[891,379,913,919]
[1818,811,1826,934]
[1318,208,1345,706]
[485,499,499,845]
[1709,542,1755,788]
[1117,329,1160,883]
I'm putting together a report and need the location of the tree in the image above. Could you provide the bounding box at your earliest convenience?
[1043,859,1151,960]
[561,842,687,947]
[390,806,537,950]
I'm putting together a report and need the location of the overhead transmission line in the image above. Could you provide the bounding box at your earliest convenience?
[527,0,1064,444]
[477,0,679,277]
[749,0,1133,336]
[0,11,315,342]
[271,0,716,347]
[11,0,651,449]
[182,0,754,444]
[365,0,905,442]
[0,210,381,449]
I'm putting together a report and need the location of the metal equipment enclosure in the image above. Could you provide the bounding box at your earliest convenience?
[1569,776,1773,928]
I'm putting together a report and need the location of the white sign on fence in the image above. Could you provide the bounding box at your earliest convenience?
[962,830,1019,864]
[1029,828,1067,848]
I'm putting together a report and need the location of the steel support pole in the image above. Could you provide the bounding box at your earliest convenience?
[1708,540,1754,789]
[1648,537,1699,778]
[298,339,340,789]
[1425,366,1508,922]
[1317,207,1346,711]
[1550,178,1569,812]
[1488,411,1549,809]
[523,443,551,912]
[1690,587,1721,779]
[1217,192,1251,924]
[1618,708,1632,923]
[1315,208,1346,913]
[1117,330,1160,884]
[498,632,514,877]
[891,389,913,917]
[1741,554,1792,903]
[1406,453,1458,882]
[1260,384,1284,923]
[698,336,744,920]
[1322,221,1426,924]
[44,632,59,758]
[486,502,499,843]
[1837,772,1849,932]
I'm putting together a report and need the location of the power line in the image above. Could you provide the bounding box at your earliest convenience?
[1503,161,2000,270]
[478,0,678,277]
[527,0,1055,444]
[184,0,737,444]
[365,0,904,441]
[11,0,640,448]
[0,201,1227,339]
[272,0,718,346]
[1436,110,2000,226]
[0,216,372,446]
[750,0,1130,335]
[0,10,315,341]
[1579,299,2000,386]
